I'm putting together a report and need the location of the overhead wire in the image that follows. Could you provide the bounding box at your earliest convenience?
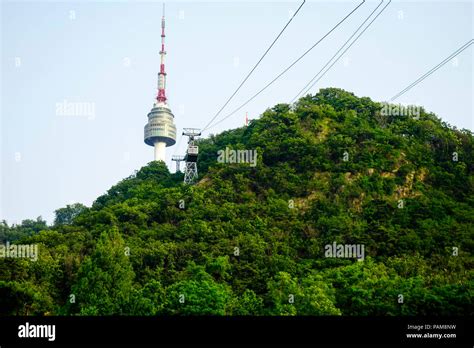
[390,39,473,101]
[202,0,366,132]
[201,0,307,132]
[291,0,386,103]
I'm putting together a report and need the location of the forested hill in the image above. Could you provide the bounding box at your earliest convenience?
[1,88,473,316]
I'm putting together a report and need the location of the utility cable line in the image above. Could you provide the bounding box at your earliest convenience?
[292,0,387,103]
[201,0,307,132]
[390,39,473,101]
[299,0,391,99]
[202,0,366,132]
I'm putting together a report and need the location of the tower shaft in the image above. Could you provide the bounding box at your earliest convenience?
[154,141,166,162]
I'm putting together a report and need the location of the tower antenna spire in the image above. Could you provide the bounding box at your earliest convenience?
[157,3,167,103]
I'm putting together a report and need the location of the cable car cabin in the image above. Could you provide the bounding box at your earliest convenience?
[186,145,199,162]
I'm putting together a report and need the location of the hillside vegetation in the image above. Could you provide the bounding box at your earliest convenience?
[1,88,473,315]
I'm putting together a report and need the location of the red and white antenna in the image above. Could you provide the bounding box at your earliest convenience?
[157,3,167,104]
[245,112,249,126]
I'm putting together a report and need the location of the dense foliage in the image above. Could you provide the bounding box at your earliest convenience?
[1,88,473,316]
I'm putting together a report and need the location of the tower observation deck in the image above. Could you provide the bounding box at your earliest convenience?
[144,4,176,162]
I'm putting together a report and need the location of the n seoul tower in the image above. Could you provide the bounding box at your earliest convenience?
[144,4,177,162]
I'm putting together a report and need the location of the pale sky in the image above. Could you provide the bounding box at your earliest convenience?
[1,0,473,224]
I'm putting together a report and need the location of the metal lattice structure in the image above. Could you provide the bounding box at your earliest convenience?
[171,155,185,173]
[182,128,201,184]
[183,162,198,184]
